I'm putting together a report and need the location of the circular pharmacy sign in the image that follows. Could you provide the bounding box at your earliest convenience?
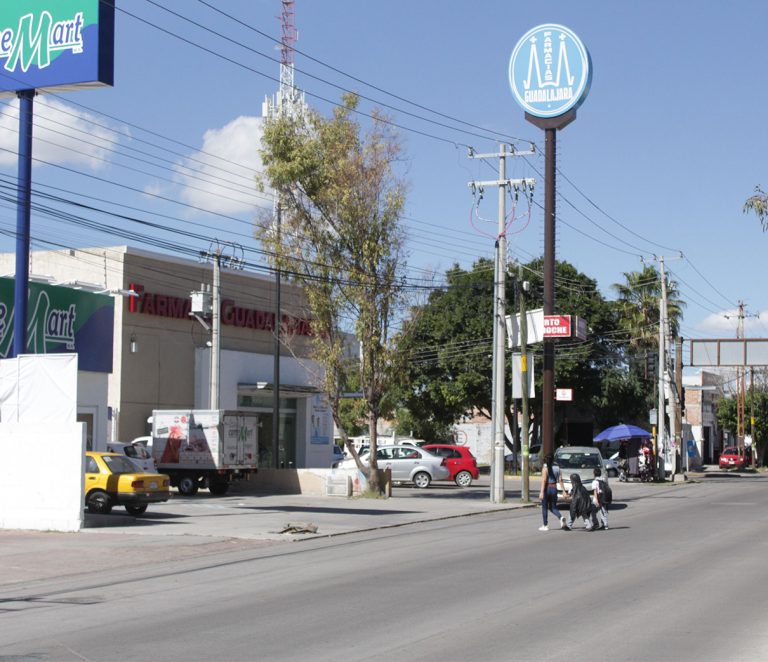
[508,23,592,118]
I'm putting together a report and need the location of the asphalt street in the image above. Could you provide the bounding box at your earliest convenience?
[0,472,765,661]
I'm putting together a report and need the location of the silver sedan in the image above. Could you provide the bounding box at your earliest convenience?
[334,445,450,488]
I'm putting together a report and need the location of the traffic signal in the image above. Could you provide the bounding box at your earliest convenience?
[644,352,657,380]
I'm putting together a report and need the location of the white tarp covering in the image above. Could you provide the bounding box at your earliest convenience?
[0,353,77,423]
[0,354,84,532]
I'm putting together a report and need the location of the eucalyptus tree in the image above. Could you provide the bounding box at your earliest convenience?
[258,93,407,493]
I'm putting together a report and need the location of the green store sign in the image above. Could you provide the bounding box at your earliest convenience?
[0,278,114,372]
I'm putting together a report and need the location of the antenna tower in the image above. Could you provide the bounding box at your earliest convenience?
[263,0,306,120]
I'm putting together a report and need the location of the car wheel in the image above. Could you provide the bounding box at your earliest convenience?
[454,470,473,487]
[413,471,431,489]
[178,475,199,496]
[86,490,113,514]
[125,504,148,516]
[607,468,618,478]
[208,479,229,496]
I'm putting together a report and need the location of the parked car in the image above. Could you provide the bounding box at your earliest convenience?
[105,440,157,473]
[719,446,752,470]
[604,452,620,478]
[334,445,449,488]
[554,446,606,501]
[505,444,543,472]
[331,444,344,467]
[85,451,170,516]
[422,444,479,487]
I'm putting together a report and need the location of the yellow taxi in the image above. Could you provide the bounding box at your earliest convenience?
[85,451,170,516]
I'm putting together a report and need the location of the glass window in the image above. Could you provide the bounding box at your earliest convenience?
[394,447,420,459]
[85,457,99,474]
[102,456,139,474]
[376,448,395,461]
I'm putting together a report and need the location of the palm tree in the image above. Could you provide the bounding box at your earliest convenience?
[612,265,685,354]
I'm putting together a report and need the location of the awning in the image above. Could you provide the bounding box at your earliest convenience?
[238,382,323,397]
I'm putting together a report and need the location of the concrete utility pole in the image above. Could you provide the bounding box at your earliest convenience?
[675,335,684,477]
[211,251,221,410]
[199,244,245,411]
[657,256,668,481]
[468,145,534,504]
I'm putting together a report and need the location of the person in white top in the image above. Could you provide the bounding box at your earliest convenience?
[592,467,609,530]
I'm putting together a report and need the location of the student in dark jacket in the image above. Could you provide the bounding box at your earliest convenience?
[565,473,599,531]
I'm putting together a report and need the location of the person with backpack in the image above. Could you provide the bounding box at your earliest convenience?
[592,467,611,530]
[564,473,599,531]
[538,453,567,531]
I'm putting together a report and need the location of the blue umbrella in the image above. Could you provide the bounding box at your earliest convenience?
[594,424,651,442]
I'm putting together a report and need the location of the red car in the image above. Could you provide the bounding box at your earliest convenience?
[719,446,753,470]
[422,444,479,487]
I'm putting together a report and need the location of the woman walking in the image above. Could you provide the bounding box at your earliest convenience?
[539,453,567,531]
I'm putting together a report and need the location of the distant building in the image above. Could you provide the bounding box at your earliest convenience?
[0,246,339,469]
[683,370,725,464]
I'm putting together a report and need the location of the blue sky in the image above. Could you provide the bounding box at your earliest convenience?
[2,0,768,350]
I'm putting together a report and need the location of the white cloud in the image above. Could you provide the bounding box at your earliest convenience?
[694,308,768,336]
[175,115,270,215]
[0,95,118,170]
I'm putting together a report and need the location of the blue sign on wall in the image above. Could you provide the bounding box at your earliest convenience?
[0,0,114,96]
[508,24,591,119]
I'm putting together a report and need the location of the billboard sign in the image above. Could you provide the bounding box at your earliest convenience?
[0,0,114,95]
[544,315,572,337]
[0,278,114,372]
[509,23,591,118]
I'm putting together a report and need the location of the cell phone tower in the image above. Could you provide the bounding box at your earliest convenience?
[262,0,307,121]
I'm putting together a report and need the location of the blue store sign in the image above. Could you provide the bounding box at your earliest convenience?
[509,24,591,118]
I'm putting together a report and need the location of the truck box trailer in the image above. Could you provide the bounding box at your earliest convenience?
[151,410,258,495]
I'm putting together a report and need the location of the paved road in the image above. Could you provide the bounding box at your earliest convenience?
[1,474,766,661]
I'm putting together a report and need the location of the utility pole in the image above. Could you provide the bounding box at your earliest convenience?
[657,256,668,481]
[211,251,221,410]
[273,202,282,469]
[750,367,756,470]
[675,335,684,477]
[468,145,534,504]
[737,301,746,460]
[198,243,245,411]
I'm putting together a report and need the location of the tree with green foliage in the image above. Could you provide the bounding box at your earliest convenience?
[611,265,686,423]
[258,93,407,493]
[394,257,636,447]
[394,258,496,439]
[716,385,768,466]
[744,186,768,230]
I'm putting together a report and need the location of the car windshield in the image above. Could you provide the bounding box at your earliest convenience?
[556,452,602,469]
[125,445,151,459]
[102,455,141,474]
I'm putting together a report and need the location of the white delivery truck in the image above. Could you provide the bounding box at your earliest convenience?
[152,410,258,496]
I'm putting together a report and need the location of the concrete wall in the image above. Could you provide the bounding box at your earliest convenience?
[231,468,390,497]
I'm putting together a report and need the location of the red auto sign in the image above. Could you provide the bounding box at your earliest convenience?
[544,315,571,337]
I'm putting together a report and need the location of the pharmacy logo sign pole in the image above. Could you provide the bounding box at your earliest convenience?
[508,23,591,119]
[508,23,591,460]
[0,1,114,358]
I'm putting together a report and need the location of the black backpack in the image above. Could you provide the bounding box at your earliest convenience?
[599,479,613,506]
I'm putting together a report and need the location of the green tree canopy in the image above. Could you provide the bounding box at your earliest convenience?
[258,93,407,492]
